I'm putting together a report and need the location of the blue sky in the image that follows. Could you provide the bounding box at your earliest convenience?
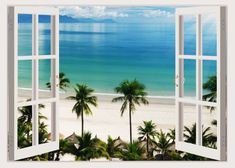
[59,6,176,23]
[18,6,176,23]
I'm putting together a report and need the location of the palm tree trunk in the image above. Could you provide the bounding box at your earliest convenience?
[129,102,132,145]
[55,150,60,161]
[81,109,84,137]
[146,136,149,159]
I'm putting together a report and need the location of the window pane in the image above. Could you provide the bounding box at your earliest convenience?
[39,59,53,99]
[38,102,52,144]
[202,13,217,56]
[17,105,33,149]
[201,106,217,149]
[39,15,51,55]
[18,14,32,56]
[18,60,32,102]
[202,60,217,102]
[183,59,196,98]
[183,103,196,144]
[183,15,196,55]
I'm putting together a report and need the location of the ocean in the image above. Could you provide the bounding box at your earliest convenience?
[18,19,216,97]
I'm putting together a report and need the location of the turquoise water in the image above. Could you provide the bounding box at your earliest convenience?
[18,15,216,96]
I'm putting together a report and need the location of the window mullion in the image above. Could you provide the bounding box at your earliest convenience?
[32,14,39,146]
[196,14,202,146]
[175,15,184,143]
[50,15,58,142]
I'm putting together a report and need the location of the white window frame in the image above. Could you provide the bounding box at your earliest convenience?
[8,6,59,160]
[175,6,227,160]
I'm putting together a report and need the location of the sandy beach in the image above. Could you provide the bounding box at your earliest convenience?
[18,89,217,142]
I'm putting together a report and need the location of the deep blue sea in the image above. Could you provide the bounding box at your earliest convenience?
[18,17,217,96]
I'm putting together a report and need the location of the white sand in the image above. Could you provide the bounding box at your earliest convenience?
[18,90,217,142]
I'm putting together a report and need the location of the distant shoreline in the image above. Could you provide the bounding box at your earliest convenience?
[18,88,176,105]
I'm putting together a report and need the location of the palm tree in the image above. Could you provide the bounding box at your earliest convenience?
[119,140,145,160]
[46,72,70,91]
[138,120,157,159]
[154,130,174,156]
[106,136,124,159]
[67,84,97,137]
[167,129,175,143]
[112,79,149,144]
[18,104,51,160]
[71,132,109,161]
[18,102,45,145]
[184,123,217,148]
[203,75,216,112]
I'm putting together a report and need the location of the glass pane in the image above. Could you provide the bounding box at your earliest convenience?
[39,59,53,99]
[38,102,52,144]
[183,59,196,98]
[18,60,32,102]
[201,106,217,149]
[39,15,51,55]
[18,14,32,56]
[183,103,196,144]
[184,15,196,55]
[202,13,217,56]
[202,60,217,102]
[17,105,33,149]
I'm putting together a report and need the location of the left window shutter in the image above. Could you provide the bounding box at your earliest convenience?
[8,6,59,160]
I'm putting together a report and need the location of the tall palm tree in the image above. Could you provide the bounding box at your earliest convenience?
[138,120,157,159]
[67,84,97,137]
[203,75,217,112]
[112,79,149,144]
[46,72,70,91]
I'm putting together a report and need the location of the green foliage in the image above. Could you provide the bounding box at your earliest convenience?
[138,120,157,159]
[67,132,110,161]
[203,75,217,112]
[17,103,51,161]
[184,123,217,148]
[167,129,175,143]
[67,84,97,137]
[46,72,70,91]
[168,151,183,160]
[17,76,220,161]
[118,140,145,160]
[112,79,149,116]
[154,129,174,155]
[106,136,124,159]
[112,79,149,144]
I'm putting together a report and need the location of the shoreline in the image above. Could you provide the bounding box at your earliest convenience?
[18,88,176,105]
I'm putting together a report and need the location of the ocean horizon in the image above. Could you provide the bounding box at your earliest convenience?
[18,15,216,97]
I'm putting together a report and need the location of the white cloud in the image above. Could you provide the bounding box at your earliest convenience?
[59,6,128,19]
[143,9,174,18]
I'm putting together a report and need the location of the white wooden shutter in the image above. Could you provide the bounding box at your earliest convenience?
[175,6,227,160]
[8,6,59,160]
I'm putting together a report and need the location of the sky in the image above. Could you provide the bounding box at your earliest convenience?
[18,6,176,23]
[59,6,176,23]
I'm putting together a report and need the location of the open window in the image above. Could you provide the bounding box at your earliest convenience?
[175,6,227,160]
[8,6,59,160]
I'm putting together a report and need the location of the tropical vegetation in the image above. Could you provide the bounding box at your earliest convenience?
[46,72,70,91]
[112,79,149,144]
[66,84,97,137]
[17,76,218,161]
